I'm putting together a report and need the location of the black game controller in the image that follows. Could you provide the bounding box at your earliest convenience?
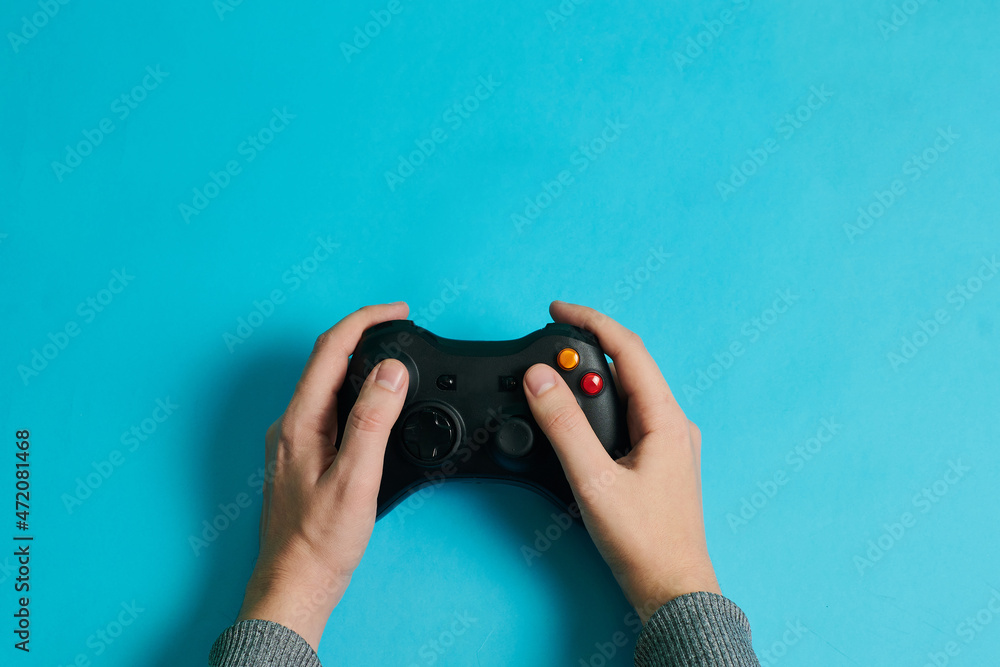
[336,320,630,519]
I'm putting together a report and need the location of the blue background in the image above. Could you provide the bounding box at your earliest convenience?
[2,0,998,665]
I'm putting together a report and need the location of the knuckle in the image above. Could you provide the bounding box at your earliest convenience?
[649,386,673,406]
[546,404,584,434]
[662,417,689,440]
[687,420,702,447]
[582,311,608,335]
[353,304,381,323]
[622,328,645,349]
[312,326,353,361]
[279,419,307,447]
[347,401,390,434]
[265,419,281,443]
[312,329,333,352]
[265,420,284,455]
[633,396,677,428]
[333,470,378,507]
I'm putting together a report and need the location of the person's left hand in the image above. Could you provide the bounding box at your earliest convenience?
[236,302,411,650]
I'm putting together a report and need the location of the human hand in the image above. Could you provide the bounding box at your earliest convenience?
[522,301,721,623]
[236,303,411,649]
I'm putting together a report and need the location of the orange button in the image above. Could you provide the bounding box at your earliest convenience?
[557,348,580,371]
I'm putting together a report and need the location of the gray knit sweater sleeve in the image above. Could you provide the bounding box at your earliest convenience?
[209,619,321,667]
[634,592,760,666]
[209,593,757,666]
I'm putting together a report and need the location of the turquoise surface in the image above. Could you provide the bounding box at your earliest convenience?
[2,1,999,665]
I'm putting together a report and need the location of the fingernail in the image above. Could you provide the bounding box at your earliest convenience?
[524,364,558,396]
[375,360,406,392]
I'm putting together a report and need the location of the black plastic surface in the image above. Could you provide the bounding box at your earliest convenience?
[336,320,631,519]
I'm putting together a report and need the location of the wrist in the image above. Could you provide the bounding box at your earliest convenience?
[237,567,350,650]
[628,566,722,624]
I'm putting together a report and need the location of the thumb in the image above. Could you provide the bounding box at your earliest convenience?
[327,359,408,495]
[523,363,613,492]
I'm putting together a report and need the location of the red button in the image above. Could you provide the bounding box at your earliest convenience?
[580,372,604,396]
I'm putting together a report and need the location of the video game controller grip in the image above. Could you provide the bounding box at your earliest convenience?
[336,320,630,519]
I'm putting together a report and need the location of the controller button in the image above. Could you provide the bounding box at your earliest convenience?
[580,372,604,396]
[557,348,580,371]
[495,417,534,458]
[499,376,519,391]
[401,408,456,462]
[436,374,457,391]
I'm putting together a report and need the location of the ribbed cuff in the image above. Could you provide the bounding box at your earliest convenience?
[209,619,322,667]
[634,592,759,667]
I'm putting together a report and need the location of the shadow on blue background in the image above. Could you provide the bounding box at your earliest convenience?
[149,348,301,667]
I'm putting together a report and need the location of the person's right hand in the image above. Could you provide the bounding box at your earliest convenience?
[522,301,721,623]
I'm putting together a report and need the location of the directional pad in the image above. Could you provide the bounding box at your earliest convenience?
[401,407,457,462]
